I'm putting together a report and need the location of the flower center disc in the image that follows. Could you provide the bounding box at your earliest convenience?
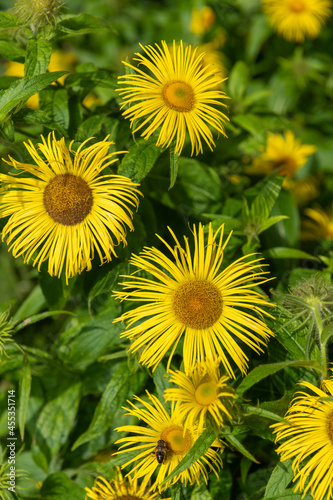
[162,81,195,112]
[288,0,306,12]
[43,173,93,226]
[161,426,192,456]
[327,410,333,443]
[195,381,218,406]
[172,279,223,329]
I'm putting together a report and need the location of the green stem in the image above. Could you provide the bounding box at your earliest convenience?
[313,305,327,379]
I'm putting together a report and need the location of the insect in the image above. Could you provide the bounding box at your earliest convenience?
[155,439,168,464]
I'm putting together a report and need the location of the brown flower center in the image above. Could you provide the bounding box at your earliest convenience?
[43,173,93,225]
[288,0,306,12]
[172,279,223,329]
[162,81,195,112]
[327,410,333,443]
[160,426,192,456]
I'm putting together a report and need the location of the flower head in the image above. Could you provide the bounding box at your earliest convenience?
[0,133,141,284]
[248,130,316,183]
[164,359,235,432]
[113,223,274,378]
[117,40,229,156]
[115,392,223,491]
[190,6,216,35]
[11,0,63,32]
[301,205,333,240]
[85,467,160,500]
[271,377,333,500]
[262,0,332,43]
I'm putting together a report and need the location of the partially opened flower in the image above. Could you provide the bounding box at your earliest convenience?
[301,205,333,240]
[248,130,316,184]
[164,359,235,432]
[271,377,333,500]
[0,133,141,283]
[262,0,332,43]
[85,467,160,500]
[115,392,223,490]
[117,40,229,156]
[113,223,274,378]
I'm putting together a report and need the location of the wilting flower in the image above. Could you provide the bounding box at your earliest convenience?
[301,205,333,240]
[164,358,234,432]
[271,377,333,500]
[0,133,141,283]
[190,6,216,35]
[115,392,223,490]
[113,223,274,377]
[248,130,316,183]
[262,0,332,43]
[117,40,229,156]
[85,467,161,500]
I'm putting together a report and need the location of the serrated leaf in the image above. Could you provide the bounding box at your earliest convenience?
[263,247,320,261]
[237,360,322,397]
[40,472,85,499]
[71,362,129,450]
[25,37,51,77]
[118,137,163,183]
[0,41,25,61]
[18,362,31,441]
[264,461,294,499]
[0,71,67,121]
[321,322,333,344]
[221,427,259,463]
[162,429,217,485]
[169,144,179,189]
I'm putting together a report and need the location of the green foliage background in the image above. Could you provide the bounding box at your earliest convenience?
[0,0,333,499]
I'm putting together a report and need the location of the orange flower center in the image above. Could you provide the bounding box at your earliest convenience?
[288,0,306,12]
[162,81,195,112]
[172,279,223,329]
[43,173,93,225]
[195,380,218,406]
[160,426,192,456]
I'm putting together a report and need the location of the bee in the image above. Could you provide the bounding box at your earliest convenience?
[155,439,168,464]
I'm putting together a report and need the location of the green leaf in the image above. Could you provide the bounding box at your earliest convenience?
[0,41,25,61]
[36,382,81,458]
[242,405,285,422]
[246,14,271,62]
[53,88,69,129]
[65,69,117,89]
[259,216,289,233]
[14,310,74,333]
[191,484,213,500]
[40,472,85,499]
[237,360,322,397]
[162,429,217,486]
[232,113,266,142]
[72,362,130,450]
[228,61,249,101]
[263,247,320,261]
[0,118,14,141]
[13,285,46,323]
[18,362,31,441]
[264,461,294,499]
[171,484,182,500]
[0,71,67,121]
[221,427,259,463]
[250,176,284,221]
[75,113,109,142]
[0,12,19,28]
[39,267,75,310]
[25,37,52,78]
[57,13,108,34]
[169,143,179,189]
[321,322,333,344]
[118,137,163,183]
[153,363,169,405]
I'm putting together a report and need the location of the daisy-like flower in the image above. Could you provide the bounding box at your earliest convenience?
[113,223,274,378]
[164,358,235,432]
[271,377,333,500]
[117,40,229,156]
[248,130,316,184]
[85,467,161,500]
[115,392,223,491]
[262,0,332,43]
[301,205,333,240]
[0,133,141,284]
[190,6,216,36]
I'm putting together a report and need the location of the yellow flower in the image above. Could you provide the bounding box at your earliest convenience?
[190,6,216,35]
[249,130,316,182]
[115,392,223,491]
[271,377,333,500]
[85,467,160,500]
[164,359,234,432]
[287,174,320,206]
[117,40,229,156]
[113,223,274,378]
[5,50,78,109]
[262,0,332,43]
[301,205,333,240]
[0,133,141,284]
